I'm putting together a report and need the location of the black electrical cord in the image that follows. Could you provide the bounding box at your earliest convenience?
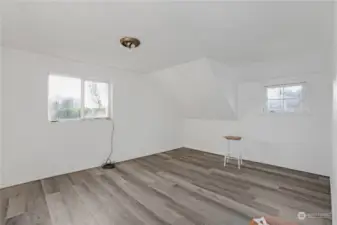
[101,121,115,169]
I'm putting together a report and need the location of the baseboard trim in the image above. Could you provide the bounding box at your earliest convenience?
[183,146,330,179]
[1,146,329,189]
[0,146,184,190]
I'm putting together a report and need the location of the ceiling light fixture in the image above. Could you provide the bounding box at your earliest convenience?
[120,37,141,51]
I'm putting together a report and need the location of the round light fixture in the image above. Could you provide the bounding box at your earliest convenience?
[120,37,141,50]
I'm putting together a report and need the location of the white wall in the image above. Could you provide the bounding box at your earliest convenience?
[208,59,239,115]
[184,56,332,176]
[331,2,337,224]
[150,58,237,120]
[0,18,3,187]
[1,47,182,187]
[237,76,331,176]
[0,49,332,185]
[184,119,239,155]
[332,79,337,224]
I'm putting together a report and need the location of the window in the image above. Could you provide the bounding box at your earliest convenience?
[84,81,109,119]
[48,76,81,121]
[48,75,110,122]
[266,84,303,113]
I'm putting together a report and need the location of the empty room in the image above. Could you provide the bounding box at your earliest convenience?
[0,1,336,225]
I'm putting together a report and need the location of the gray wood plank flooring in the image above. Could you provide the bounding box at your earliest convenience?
[0,148,332,225]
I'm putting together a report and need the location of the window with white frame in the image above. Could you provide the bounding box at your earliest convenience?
[48,75,110,122]
[266,83,304,113]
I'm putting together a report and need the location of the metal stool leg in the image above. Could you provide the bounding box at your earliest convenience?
[224,140,230,167]
[238,157,241,169]
[227,140,231,163]
[240,139,243,166]
[223,136,243,169]
[238,157,240,169]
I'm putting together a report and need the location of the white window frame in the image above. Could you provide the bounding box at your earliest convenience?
[48,75,112,122]
[264,82,305,114]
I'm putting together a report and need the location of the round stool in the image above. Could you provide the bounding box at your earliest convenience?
[223,136,243,169]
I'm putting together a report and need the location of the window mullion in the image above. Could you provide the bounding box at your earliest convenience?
[282,86,285,110]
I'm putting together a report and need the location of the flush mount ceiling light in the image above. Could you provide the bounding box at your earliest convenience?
[120,37,141,51]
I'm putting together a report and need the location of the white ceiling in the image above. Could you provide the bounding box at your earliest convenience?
[0,1,332,73]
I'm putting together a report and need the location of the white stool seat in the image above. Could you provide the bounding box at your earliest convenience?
[223,136,243,169]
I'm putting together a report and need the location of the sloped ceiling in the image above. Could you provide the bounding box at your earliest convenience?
[0,1,332,73]
[0,1,332,121]
[150,58,239,120]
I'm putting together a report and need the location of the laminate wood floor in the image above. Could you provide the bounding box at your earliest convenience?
[0,148,332,225]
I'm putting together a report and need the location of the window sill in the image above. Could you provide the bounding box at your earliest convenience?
[49,117,111,123]
[259,111,311,117]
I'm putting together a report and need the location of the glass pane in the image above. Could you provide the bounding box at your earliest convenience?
[267,87,283,99]
[284,98,301,112]
[48,75,81,121]
[267,99,283,112]
[284,85,302,99]
[84,81,109,118]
